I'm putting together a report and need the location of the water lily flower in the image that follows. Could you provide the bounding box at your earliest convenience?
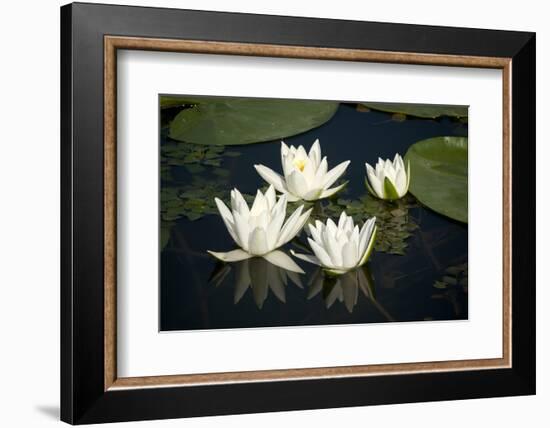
[291,211,377,275]
[254,139,350,202]
[365,154,410,200]
[207,185,312,273]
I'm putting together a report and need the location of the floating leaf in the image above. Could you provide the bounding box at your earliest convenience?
[160,95,214,109]
[168,98,339,145]
[405,136,468,223]
[360,102,468,119]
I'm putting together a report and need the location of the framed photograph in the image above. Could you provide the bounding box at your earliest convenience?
[60,2,535,424]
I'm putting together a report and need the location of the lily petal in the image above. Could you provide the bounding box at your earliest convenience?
[318,181,348,199]
[290,249,322,267]
[308,139,321,168]
[285,192,301,202]
[207,249,253,262]
[248,227,269,256]
[276,205,304,246]
[282,208,313,245]
[308,238,335,268]
[359,225,378,266]
[233,211,250,252]
[287,170,309,198]
[322,160,350,189]
[263,250,305,273]
[214,198,238,244]
[254,164,288,194]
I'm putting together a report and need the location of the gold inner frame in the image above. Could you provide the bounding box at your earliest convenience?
[104,35,512,391]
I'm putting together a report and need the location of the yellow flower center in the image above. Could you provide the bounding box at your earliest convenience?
[293,158,307,172]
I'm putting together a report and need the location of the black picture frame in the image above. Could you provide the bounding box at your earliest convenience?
[61,2,535,424]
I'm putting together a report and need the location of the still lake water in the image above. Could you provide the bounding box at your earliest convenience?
[160,103,468,331]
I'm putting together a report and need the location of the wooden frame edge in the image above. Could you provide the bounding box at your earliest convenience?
[103,35,513,391]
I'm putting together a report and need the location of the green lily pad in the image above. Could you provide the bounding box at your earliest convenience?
[404,136,468,223]
[160,95,214,109]
[168,98,339,145]
[360,102,468,119]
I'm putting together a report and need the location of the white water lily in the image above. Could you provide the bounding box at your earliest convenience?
[291,212,377,275]
[365,154,410,200]
[254,139,350,202]
[207,185,312,273]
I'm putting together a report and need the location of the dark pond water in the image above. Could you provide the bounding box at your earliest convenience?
[160,102,468,331]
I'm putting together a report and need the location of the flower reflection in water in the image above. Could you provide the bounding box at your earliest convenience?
[209,259,393,320]
[308,266,393,319]
[209,257,303,309]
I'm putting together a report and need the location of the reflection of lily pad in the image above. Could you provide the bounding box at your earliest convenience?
[168,98,339,145]
[360,102,468,119]
[405,136,468,223]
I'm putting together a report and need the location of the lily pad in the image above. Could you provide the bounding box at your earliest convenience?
[360,102,468,119]
[404,136,468,223]
[160,95,215,109]
[168,98,339,145]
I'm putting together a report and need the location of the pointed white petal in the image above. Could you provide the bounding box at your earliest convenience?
[286,170,309,198]
[318,182,348,200]
[367,172,383,198]
[232,211,250,252]
[280,208,313,246]
[250,189,267,216]
[395,167,407,196]
[266,207,286,249]
[248,227,269,256]
[302,187,323,201]
[301,157,316,186]
[359,225,378,266]
[254,164,288,194]
[263,250,305,273]
[315,157,328,182]
[322,160,350,189]
[308,222,323,244]
[337,211,348,229]
[365,162,376,177]
[308,139,321,168]
[296,145,308,160]
[280,141,289,157]
[342,241,359,269]
[231,188,250,216]
[214,198,238,243]
[359,217,376,256]
[264,184,277,209]
[285,193,301,202]
[290,249,322,267]
[207,249,253,262]
[308,238,334,268]
[276,205,304,247]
